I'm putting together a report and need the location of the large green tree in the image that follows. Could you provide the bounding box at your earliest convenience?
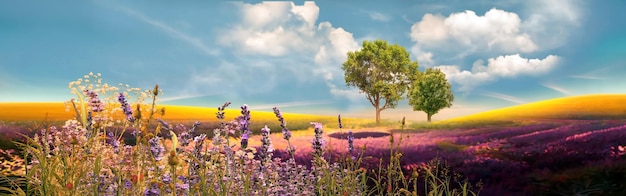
[342,40,419,124]
[408,68,454,122]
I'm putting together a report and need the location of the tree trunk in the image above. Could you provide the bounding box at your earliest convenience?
[375,108,381,124]
[427,113,432,122]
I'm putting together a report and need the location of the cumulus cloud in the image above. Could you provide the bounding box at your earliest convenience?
[218,1,320,56]
[216,1,362,102]
[437,54,560,92]
[409,1,581,92]
[410,8,537,54]
[523,0,583,50]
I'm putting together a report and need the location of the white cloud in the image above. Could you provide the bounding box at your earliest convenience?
[410,8,537,54]
[436,65,493,92]
[368,12,391,22]
[326,82,363,102]
[409,1,582,82]
[478,54,559,77]
[481,91,526,104]
[219,1,323,56]
[218,1,362,103]
[522,0,583,50]
[410,45,435,67]
[541,83,573,95]
[437,54,560,92]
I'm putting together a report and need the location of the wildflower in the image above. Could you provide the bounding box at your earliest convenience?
[152,84,159,96]
[189,121,200,134]
[168,131,180,166]
[117,92,135,122]
[162,173,172,184]
[273,107,291,140]
[179,131,191,147]
[65,182,73,189]
[84,89,105,112]
[106,131,120,153]
[134,104,142,121]
[216,101,231,121]
[157,118,171,130]
[149,137,165,161]
[191,134,207,175]
[338,114,343,129]
[347,130,354,155]
[144,182,160,196]
[310,122,326,157]
[241,132,250,149]
[176,176,190,193]
[124,179,132,189]
[260,125,274,161]
[193,134,206,158]
[240,104,252,149]
[86,111,93,132]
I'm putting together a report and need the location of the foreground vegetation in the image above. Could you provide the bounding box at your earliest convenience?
[4,73,626,195]
[0,73,481,196]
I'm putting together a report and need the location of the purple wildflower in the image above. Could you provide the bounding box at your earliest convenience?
[148,137,165,161]
[273,107,291,140]
[240,104,252,149]
[259,125,274,161]
[86,111,93,133]
[176,176,190,193]
[241,132,250,149]
[106,131,120,153]
[157,118,171,130]
[176,183,190,193]
[191,121,200,133]
[216,101,231,120]
[124,179,132,189]
[310,122,326,157]
[143,182,160,196]
[84,90,105,112]
[347,130,354,155]
[162,173,172,184]
[190,134,206,176]
[117,93,135,122]
[193,134,206,157]
[179,131,191,147]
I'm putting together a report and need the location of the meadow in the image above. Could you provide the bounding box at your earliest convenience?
[1,73,626,195]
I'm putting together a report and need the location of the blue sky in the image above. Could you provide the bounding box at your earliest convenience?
[1,0,625,121]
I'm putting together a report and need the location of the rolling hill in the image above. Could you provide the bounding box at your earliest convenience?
[444,94,626,122]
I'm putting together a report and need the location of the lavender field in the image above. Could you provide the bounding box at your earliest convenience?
[0,75,625,195]
[3,116,626,195]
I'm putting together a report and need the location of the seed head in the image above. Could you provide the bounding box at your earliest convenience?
[152,84,159,96]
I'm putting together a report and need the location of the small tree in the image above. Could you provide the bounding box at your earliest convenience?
[408,68,454,122]
[342,40,419,124]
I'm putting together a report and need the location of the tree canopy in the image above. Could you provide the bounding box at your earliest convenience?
[408,68,454,122]
[342,40,419,124]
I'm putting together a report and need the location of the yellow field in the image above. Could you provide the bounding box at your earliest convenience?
[0,102,374,130]
[443,94,626,123]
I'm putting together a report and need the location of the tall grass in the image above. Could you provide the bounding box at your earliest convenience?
[1,73,481,195]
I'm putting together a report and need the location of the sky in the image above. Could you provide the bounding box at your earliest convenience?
[1,0,625,121]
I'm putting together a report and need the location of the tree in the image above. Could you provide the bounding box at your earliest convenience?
[342,40,419,124]
[408,68,454,122]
